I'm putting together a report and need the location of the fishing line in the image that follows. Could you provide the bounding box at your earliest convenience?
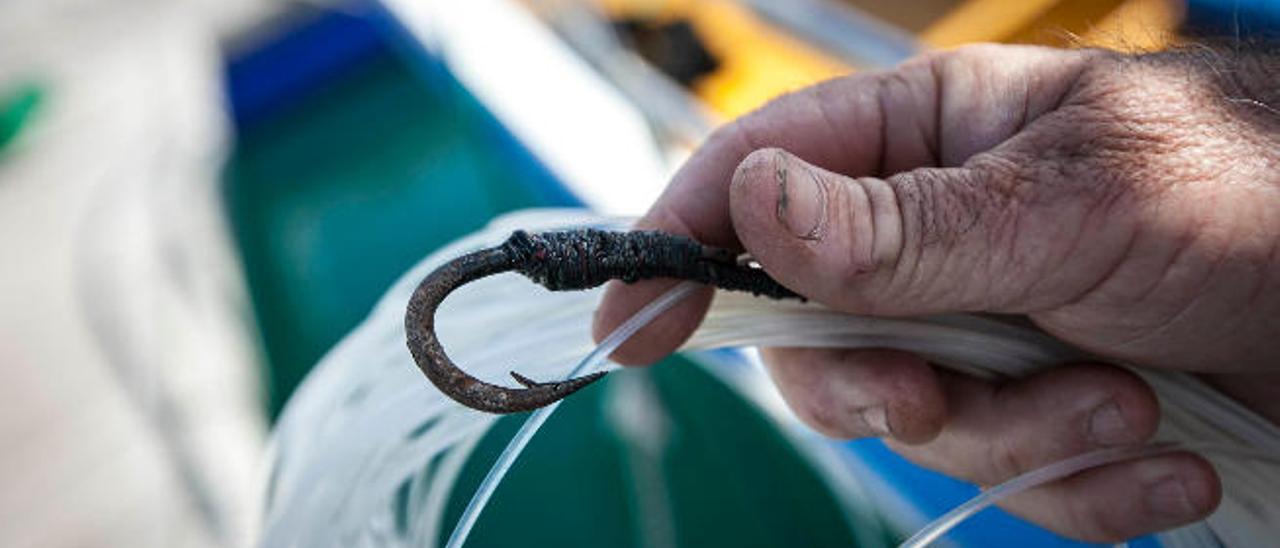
[901,442,1280,548]
[444,281,701,548]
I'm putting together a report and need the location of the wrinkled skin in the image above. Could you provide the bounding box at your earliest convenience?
[594,44,1280,542]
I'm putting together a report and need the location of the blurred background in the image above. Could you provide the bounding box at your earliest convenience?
[2,0,1278,547]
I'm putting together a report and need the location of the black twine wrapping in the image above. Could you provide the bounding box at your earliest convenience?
[503,228,800,299]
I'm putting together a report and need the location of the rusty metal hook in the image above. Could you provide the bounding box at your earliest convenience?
[404,228,800,414]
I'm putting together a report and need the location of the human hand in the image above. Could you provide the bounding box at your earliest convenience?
[594,43,1280,541]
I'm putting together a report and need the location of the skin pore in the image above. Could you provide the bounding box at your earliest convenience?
[594,43,1280,542]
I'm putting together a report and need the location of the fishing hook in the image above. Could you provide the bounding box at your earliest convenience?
[405,228,801,414]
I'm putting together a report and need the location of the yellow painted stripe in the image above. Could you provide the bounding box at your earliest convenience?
[921,0,1066,47]
[1081,0,1181,50]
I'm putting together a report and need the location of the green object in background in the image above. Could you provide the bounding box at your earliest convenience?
[0,83,41,154]
[443,358,892,548]
[224,50,574,418]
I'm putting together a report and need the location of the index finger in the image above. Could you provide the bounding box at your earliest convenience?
[591,69,902,364]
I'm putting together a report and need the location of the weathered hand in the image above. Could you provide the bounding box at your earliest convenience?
[594,43,1280,541]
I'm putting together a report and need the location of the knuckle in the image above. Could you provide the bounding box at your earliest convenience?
[799,401,858,439]
[1088,367,1161,440]
[879,170,947,303]
[787,384,865,439]
[835,175,913,311]
[764,351,863,439]
[857,177,906,270]
[822,178,879,279]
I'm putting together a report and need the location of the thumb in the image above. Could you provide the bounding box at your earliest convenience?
[729,147,1097,316]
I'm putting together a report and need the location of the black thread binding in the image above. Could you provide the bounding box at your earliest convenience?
[503,229,800,299]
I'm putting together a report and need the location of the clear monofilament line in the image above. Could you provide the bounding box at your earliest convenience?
[898,443,1181,548]
[444,282,701,548]
[898,442,1280,548]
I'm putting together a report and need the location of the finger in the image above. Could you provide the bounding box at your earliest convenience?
[997,452,1221,543]
[762,350,1217,542]
[597,45,1099,361]
[650,43,1098,251]
[594,63,893,363]
[886,364,1160,486]
[759,347,946,444]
